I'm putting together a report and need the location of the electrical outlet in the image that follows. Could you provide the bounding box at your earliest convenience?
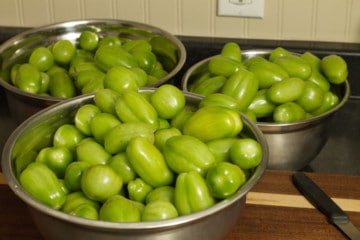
[217,0,264,18]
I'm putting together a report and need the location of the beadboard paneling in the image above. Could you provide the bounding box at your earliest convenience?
[0,0,359,43]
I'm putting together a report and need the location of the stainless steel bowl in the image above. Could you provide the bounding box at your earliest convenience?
[0,19,186,123]
[2,88,268,240]
[181,49,350,170]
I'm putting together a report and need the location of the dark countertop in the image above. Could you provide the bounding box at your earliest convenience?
[0,27,360,175]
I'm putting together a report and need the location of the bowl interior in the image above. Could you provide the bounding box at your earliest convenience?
[181,49,350,132]
[1,88,268,236]
[0,19,186,96]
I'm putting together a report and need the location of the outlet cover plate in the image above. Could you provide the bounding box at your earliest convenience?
[218,0,264,18]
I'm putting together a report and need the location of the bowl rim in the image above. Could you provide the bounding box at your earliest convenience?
[1,88,268,231]
[0,18,187,101]
[180,50,350,132]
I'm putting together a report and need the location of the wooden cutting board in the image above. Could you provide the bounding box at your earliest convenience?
[1,170,359,240]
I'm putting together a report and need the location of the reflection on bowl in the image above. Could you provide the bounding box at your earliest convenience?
[181,50,350,170]
[0,19,186,123]
[2,88,268,240]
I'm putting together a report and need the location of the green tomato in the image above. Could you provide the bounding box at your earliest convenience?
[141,201,178,221]
[109,153,136,184]
[273,102,306,123]
[273,54,312,79]
[174,171,215,216]
[243,109,257,122]
[229,138,262,169]
[296,81,324,112]
[199,93,241,111]
[247,59,289,89]
[80,76,105,94]
[206,162,246,199]
[93,88,121,115]
[99,195,141,222]
[122,39,152,53]
[131,50,157,74]
[307,70,331,92]
[154,127,182,152]
[62,191,99,214]
[10,63,20,85]
[243,56,267,68]
[53,124,85,152]
[115,90,159,129]
[52,39,76,65]
[206,137,237,163]
[208,55,243,77]
[268,47,292,62]
[130,67,149,87]
[149,63,168,83]
[150,84,186,119]
[76,139,112,165]
[69,61,99,80]
[74,104,101,136]
[163,135,216,176]
[149,35,178,72]
[19,162,66,209]
[69,203,99,220]
[301,51,321,71]
[220,68,259,112]
[183,106,243,143]
[126,137,174,187]
[63,161,90,192]
[170,105,196,132]
[81,164,123,202]
[127,178,153,203]
[70,49,94,66]
[146,186,175,204]
[49,71,77,98]
[79,31,99,51]
[74,69,105,91]
[103,65,138,94]
[190,75,227,96]
[98,36,122,48]
[311,90,340,116]
[35,146,74,178]
[104,122,155,154]
[58,179,70,195]
[90,112,121,144]
[320,54,348,84]
[267,77,305,104]
[15,63,42,94]
[248,89,276,118]
[39,72,50,93]
[29,46,54,71]
[46,64,68,76]
[94,45,138,72]
[220,42,242,62]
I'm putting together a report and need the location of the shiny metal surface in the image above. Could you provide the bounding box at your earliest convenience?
[0,19,186,124]
[1,89,268,240]
[181,50,350,170]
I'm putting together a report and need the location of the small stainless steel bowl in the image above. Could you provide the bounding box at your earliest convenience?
[2,88,268,240]
[0,19,186,123]
[181,49,350,170]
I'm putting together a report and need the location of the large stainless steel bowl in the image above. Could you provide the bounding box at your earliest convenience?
[181,49,350,170]
[0,19,186,123]
[2,88,268,240]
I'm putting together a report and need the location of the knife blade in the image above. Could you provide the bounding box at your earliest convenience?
[292,172,360,240]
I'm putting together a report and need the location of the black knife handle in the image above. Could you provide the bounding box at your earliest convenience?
[292,172,349,224]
